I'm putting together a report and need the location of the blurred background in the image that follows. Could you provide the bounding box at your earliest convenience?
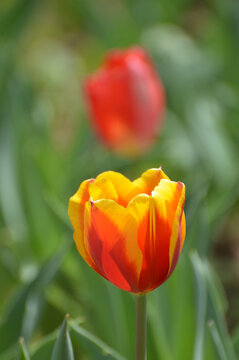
[0,0,239,359]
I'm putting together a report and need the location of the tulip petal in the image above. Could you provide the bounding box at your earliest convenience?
[85,69,140,153]
[95,176,118,201]
[96,171,141,207]
[133,167,169,195]
[128,194,171,292]
[88,183,105,201]
[88,176,118,202]
[84,47,166,154]
[181,212,186,251]
[152,179,184,213]
[167,185,185,277]
[84,199,142,292]
[152,180,186,277]
[68,179,98,270]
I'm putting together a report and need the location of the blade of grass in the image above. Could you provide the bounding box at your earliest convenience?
[70,321,126,360]
[21,243,70,341]
[204,260,237,360]
[147,290,173,360]
[208,321,227,360]
[232,326,239,356]
[31,331,58,360]
[190,251,207,360]
[0,244,68,354]
[18,338,30,360]
[43,192,72,230]
[51,315,74,360]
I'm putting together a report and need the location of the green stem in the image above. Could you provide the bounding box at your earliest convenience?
[135,294,147,360]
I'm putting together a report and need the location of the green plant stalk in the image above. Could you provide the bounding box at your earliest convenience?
[135,294,147,360]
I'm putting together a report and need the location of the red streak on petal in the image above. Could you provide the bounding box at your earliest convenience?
[167,200,185,279]
[138,210,171,293]
[82,179,95,203]
[87,204,139,292]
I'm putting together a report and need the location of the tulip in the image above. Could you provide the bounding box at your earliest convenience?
[84,47,166,155]
[68,167,185,294]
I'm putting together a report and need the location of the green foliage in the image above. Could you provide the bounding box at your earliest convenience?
[0,0,239,359]
[51,316,74,360]
[17,338,30,360]
[70,320,126,359]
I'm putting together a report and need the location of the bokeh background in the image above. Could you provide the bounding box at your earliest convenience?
[0,0,239,359]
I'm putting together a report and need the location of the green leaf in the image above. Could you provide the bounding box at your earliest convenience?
[0,0,41,39]
[69,321,126,360]
[204,260,237,360]
[190,251,207,360]
[31,332,57,360]
[147,292,173,360]
[0,244,68,355]
[21,244,69,340]
[170,256,195,359]
[0,287,29,355]
[17,338,30,360]
[43,191,71,230]
[70,260,133,358]
[208,321,227,360]
[232,326,239,355]
[51,315,74,360]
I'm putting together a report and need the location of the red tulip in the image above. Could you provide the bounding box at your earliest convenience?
[84,47,166,154]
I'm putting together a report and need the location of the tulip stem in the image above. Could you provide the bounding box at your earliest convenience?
[135,294,147,360]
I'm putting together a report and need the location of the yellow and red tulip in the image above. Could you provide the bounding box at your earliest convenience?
[68,168,185,294]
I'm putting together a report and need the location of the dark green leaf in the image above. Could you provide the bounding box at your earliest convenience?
[0,245,67,354]
[232,326,239,356]
[31,332,57,360]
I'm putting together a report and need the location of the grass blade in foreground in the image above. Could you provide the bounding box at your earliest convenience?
[190,251,207,360]
[0,245,67,356]
[208,321,227,360]
[204,261,237,360]
[70,321,126,360]
[18,338,30,360]
[232,327,239,356]
[31,332,57,360]
[51,315,74,360]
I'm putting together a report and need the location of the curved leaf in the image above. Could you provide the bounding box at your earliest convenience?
[18,338,30,360]
[208,321,227,360]
[190,251,207,360]
[51,315,74,360]
[70,321,126,360]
